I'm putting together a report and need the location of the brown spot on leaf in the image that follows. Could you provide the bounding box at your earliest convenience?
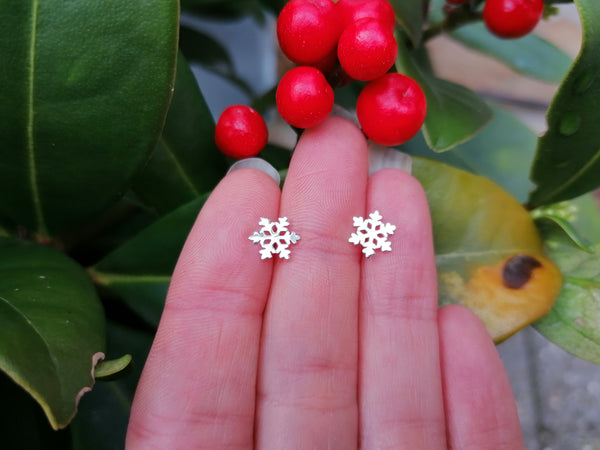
[502,254,542,289]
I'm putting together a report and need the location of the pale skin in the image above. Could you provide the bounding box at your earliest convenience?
[125,116,525,449]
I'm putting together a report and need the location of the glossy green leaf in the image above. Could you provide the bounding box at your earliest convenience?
[65,197,159,267]
[403,104,536,202]
[395,42,493,152]
[412,157,562,342]
[70,321,154,450]
[134,55,227,215]
[92,196,208,327]
[450,23,571,83]
[535,214,593,253]
[179,26,255,96]
[179,26,235,72]
[534,238,600,365]
[388,0,425,46]
[93,354,132,380]
[533,194,600,363]
[0,0,179,236]
[531,195,597,252]
[528,0,600,207]
[0,238,106,429]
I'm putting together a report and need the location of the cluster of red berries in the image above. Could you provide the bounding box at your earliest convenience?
[215,0,428,159]
[448,0,544,39]
[275,0,426,146]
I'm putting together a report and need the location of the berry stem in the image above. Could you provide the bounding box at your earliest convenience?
[422,4,483,42]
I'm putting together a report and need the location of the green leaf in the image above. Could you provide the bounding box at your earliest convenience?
[92,196,208,327]
[0,237,106,429]
[388,0,425,46]
[133,55,227,215]
[531,195,599,253]
[534,214,593,253]
[533,194,600,363]
[0,0,179,236]
[412,157,562,342]
[403,104,537,202]
[93,354,132,381]
[70,321,154,450]
[534,237,600,365]
[449,23,571,83]
[395,41,493,151]
[179,25,255,96]
[528,0,600,207]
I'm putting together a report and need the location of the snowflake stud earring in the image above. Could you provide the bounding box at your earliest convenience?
[249,217,300,260]
[349,210,396,258]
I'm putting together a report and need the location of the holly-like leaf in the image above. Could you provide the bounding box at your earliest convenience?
[534,237,600,365]
[0,238,106,429]
[179,26,255,97]
[403,104,537,202]
[411,157,562,342]
[134,55,227,215]
[395,41,492,152]
[93,354,132,381]
[532,194,600,365]
[70,321,154,450]
[528,0,600,207]
[91,196,208,327]
[388,0,426,46]
[0,0,179,236]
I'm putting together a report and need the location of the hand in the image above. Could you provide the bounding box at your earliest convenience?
[125,116,524,449]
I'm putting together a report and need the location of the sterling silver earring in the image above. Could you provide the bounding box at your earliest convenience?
[249,217,300,260]
[349,210,396,258]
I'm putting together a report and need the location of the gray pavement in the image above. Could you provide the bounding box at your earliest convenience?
[499,327,600,449]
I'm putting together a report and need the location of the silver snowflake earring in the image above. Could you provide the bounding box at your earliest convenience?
[249,217,300,260]
[349,210,396,258]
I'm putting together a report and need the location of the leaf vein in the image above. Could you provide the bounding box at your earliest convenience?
[160,136,201,197]
[27,0,47,235]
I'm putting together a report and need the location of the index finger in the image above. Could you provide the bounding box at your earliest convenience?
[126,167,280,450]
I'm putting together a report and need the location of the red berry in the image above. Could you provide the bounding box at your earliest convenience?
[356,73,426,146]
[215,105,268,159]
[337,0,396,32]
[277,0,341,65]
[338,18,397,81]
[483,0,544,39]
[276,66,334,129]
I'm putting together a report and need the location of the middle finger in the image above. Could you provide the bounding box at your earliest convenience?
[256,116,368,449]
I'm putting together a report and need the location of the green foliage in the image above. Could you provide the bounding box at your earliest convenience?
[395,39,493,151]
[0,0,179,236]
[529,0,600,206]
[534,194,600,364]
[0,238,105,430]
[0,0,599,446]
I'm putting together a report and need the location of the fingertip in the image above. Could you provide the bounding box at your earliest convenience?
[439,304,525,449]
[369,168,428,210]
[298,115,368,156]
[439,304,492,343]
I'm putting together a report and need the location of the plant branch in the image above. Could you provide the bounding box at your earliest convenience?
[422,6,482,42]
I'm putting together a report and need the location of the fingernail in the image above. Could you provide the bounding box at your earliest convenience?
[367,140,412,176]
[228,157,281,185]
